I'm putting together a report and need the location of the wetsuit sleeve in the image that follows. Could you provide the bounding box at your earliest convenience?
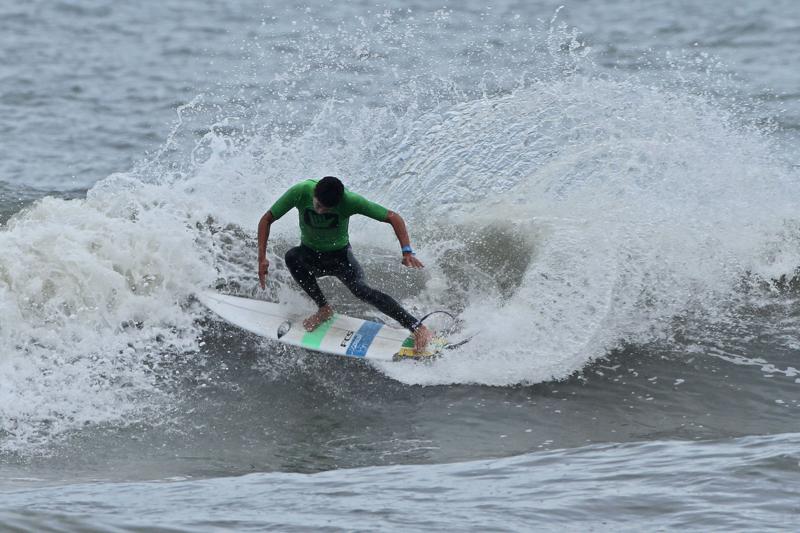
[348,192,389,221]
[268,183,303,220]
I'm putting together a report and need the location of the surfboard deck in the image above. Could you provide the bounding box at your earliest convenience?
[197,291,448,362]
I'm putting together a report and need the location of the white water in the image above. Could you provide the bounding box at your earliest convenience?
[2,15,800,453]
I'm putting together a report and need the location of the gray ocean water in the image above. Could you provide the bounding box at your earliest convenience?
[2,0,800,531]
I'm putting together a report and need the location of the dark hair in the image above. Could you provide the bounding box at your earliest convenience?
[315,176,344,207]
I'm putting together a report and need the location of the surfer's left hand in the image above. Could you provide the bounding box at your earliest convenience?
[402,254,424,269]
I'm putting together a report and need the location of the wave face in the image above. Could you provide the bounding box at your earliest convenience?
[2,8,799,453]
[5,432,800,531]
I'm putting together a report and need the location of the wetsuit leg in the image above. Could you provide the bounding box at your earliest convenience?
[335,247,420,331]
[285,246,328,308]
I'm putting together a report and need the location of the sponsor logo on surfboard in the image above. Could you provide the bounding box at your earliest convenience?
[340,330,355,347]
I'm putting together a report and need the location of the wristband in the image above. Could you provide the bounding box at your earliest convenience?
[401,245,414,255]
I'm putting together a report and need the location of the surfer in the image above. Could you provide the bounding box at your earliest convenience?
[258,176,432,351]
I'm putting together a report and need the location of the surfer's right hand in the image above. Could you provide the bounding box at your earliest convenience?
[258,257,269,288]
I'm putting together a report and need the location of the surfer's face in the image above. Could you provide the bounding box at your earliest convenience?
[313,196,332,214]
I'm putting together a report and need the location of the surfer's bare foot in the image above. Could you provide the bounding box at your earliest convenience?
[303,305,334,331]
[413,325,433,353]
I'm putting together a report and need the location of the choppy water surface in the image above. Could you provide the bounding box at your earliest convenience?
[2,0,800,530]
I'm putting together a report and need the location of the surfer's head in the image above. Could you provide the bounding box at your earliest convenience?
[314,176,344,212]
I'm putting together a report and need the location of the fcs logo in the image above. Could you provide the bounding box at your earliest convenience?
[340,330,355,347]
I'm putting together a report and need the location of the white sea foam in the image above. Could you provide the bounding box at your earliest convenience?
[2,11,798,451]
[372,80,800,384]
[0,180,215,452]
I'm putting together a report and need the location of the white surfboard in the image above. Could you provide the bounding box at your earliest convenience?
[197,291,446,362]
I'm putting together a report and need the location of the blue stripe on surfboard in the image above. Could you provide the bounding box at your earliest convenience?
[345,321,384,357]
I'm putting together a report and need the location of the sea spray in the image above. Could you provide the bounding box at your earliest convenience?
[0,181,215,452]
[2,9,798,453]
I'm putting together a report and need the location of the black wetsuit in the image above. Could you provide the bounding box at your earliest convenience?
[284,244,419,331]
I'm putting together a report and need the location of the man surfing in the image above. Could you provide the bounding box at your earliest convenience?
[258,176,432,352]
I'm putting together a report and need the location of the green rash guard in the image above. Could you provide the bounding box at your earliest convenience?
[268,179,390,252]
